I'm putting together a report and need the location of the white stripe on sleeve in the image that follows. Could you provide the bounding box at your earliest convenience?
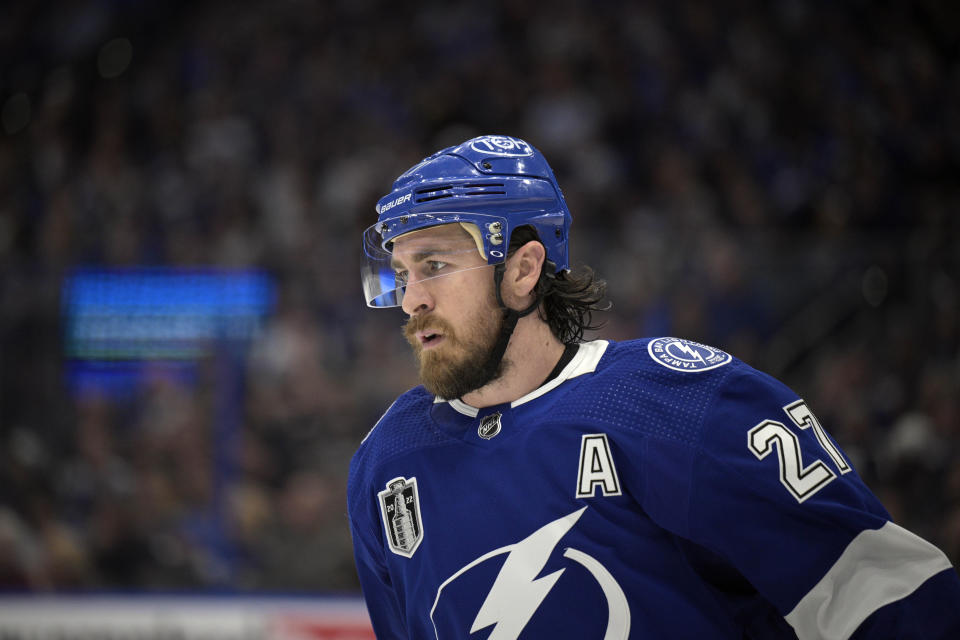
[786,520,953,640]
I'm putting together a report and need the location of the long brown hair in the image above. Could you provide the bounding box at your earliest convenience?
[509,226,608,344]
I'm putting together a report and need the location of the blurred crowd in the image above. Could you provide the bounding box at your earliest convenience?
[1,0,958,592]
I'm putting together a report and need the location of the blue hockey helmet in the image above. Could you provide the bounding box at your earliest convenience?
[361,135,573,308]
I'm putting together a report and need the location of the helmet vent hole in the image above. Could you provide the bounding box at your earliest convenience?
[413,183,507,203]
[416,193,455,203]
[415,184,454,195]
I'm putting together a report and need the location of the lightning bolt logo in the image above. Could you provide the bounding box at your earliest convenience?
[430,507,631,639]
[671,340,707,364]
[648,337,732,373]
[430,508,588,639]
[468,507,586,639]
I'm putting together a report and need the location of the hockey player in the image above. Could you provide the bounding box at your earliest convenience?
[348,135,960,638]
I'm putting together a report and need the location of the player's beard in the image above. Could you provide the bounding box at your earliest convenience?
[403,300,506,401]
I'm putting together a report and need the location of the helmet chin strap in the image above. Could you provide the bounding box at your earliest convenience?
[487,263,541,373]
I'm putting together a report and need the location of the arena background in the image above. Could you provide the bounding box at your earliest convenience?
[1,0,958,633]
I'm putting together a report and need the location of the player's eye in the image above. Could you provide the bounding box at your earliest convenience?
[394,261,447,286]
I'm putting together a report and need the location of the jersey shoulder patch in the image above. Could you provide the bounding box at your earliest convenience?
[647,337,732,373]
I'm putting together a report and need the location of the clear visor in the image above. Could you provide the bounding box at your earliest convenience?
[361,214,508,308]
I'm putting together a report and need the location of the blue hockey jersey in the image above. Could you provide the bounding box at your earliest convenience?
[347,338,960,639]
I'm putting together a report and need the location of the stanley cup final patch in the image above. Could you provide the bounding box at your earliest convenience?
[378,476,424,558]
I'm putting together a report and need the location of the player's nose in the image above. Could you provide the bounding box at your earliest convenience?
[401,277,434,316]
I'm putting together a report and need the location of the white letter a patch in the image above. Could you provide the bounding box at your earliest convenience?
[576,434,622,498]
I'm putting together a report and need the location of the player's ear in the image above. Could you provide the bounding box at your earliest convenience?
[506,240,545,300]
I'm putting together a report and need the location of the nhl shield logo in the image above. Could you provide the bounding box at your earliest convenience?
[378,476,424,558]
[478,412,502,439]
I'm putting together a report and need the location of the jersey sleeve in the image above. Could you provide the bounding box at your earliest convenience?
[348,512,408,638]
[647,364,960,639]
[347,455,408,639]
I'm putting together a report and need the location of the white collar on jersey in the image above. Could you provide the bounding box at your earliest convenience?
[439,340,610,418]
